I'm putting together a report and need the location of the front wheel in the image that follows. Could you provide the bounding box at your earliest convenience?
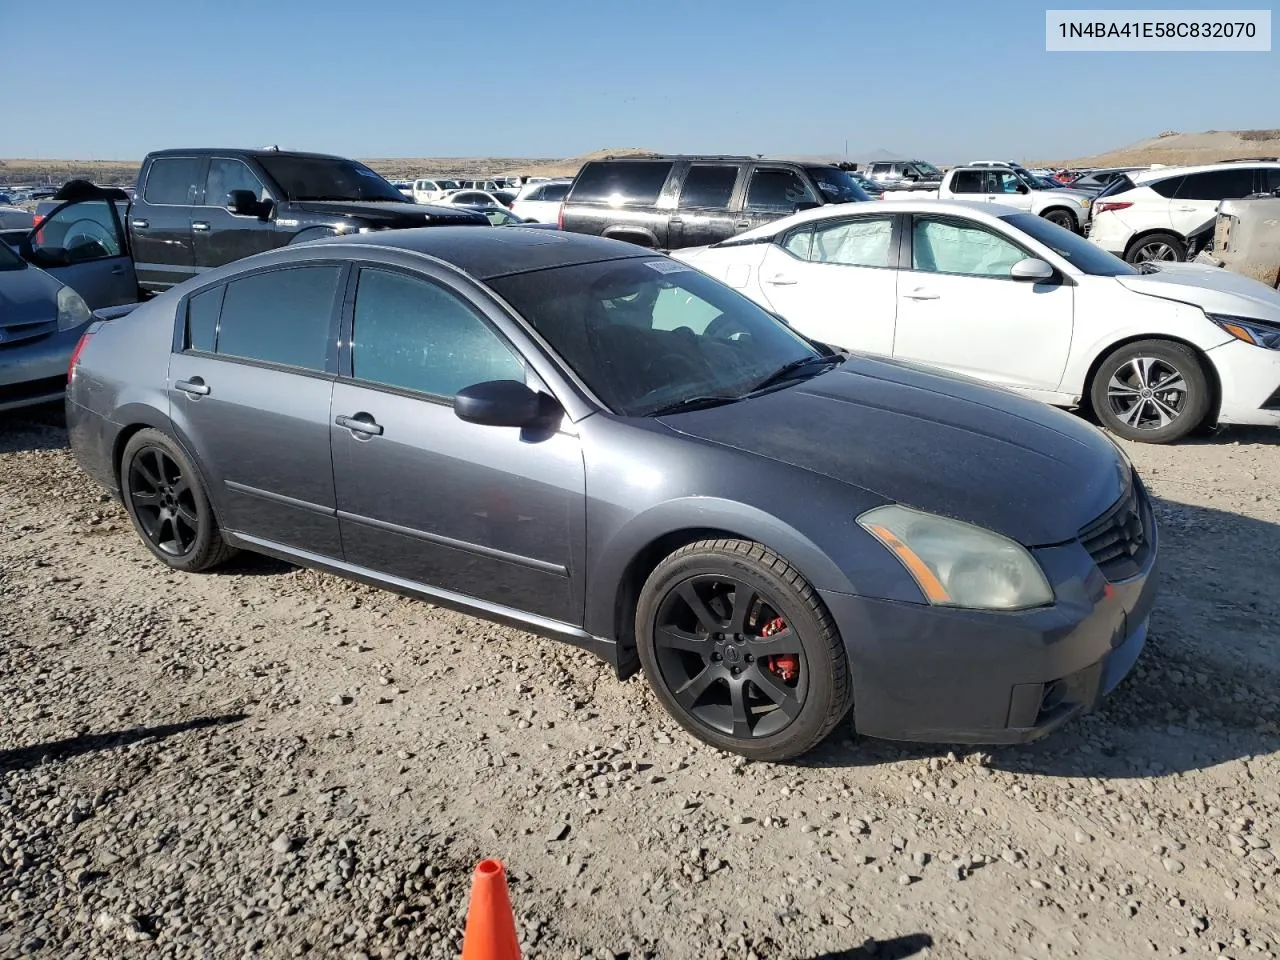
[1089,339,1210,443]
[1041,208,1077,232]
[635,539,852,761]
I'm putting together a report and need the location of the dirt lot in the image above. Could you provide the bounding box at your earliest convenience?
[1,406,1277,960]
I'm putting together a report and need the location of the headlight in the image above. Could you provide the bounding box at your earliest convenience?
[1079,198,1091,208]
[1208,313,1280,350]
[857,505,1053,611]
[56,286,92,332]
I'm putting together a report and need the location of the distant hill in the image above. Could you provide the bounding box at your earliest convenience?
[1037,129,1280,168]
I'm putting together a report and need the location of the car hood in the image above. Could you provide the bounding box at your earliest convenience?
[286,200,487,226]
[658,356,1128,546]
[1116,263,1280,323]
[0,264,62,327]
[1037,187,1092,202]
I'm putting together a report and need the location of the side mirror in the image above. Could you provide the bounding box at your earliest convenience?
[226,190,261,217]
[1015,183,1030,195]
[1010,257,1055,283]
[454,380,547,427]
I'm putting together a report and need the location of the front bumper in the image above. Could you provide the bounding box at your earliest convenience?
[822,502,1158,744]
[1206,338,1280,427]
[0,323,87,412]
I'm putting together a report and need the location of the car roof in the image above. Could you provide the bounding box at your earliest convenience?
[145,147,356,161]
[1133,159,1280,183]
[307,226,653,280]
[717,199,1023,243]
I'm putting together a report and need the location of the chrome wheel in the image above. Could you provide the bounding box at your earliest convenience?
[1133,240,1178,262]
[1105,356,1188,431]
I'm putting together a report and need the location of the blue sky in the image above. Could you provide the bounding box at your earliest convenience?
[7,0,1274,162]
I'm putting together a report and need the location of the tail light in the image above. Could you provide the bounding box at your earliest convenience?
[1095,201,1134,215]
[68,330,94,382]
[32,213,44,228]
[556,203,565,230]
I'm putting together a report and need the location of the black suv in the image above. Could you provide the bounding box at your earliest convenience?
[558,156,871,249]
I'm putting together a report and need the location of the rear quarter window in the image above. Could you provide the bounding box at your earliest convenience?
[568,162,674,205]
[1148,175,1185,199]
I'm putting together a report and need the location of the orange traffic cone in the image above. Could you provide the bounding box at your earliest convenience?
[460,858,521,960]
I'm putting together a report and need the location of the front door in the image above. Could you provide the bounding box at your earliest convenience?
[981,170,1034,211]
[893,214,1073,393]
[755,213,900,355]
[22,197,136,308]
[191,156,281,269]
[132,155,205,292]
[669,163,743,248]
[166,263,346,557]
[737,166,820,233]
[331,265,584,624]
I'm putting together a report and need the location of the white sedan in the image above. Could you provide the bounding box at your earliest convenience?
[672,199,1280,443]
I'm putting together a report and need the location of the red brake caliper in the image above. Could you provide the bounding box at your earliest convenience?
[760,617,799,682]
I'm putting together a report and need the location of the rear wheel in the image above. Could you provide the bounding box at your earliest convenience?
[119,429,236,571]
[635,539,852,761]
[1125,231,1184,264]
[1089,339,1210,443]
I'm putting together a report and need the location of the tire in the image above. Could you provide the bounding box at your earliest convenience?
[1041,208,1077,232]
[119,428,237,572]
[1089,339,1210,444]
[635,538,852,761]
[1124,231,1185,264]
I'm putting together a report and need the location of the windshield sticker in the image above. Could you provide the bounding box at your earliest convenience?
[644,259,692,275]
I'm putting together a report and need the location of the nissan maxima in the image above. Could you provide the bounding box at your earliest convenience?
[66,228,1157,760]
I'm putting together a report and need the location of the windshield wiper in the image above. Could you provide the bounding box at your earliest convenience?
[647,394,742,417]
[747,354,845,394]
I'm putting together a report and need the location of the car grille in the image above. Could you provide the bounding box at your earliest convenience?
[1078,477,1150,582]
[0,374,66,406]
[0,318,57,349]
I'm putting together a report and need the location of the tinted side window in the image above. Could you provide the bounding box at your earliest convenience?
[1264,169,1280,193]
[205,158,269,206]
[949,170,985,194]
[216,266,342,371]
[745,169,816,212]
[569,162,674,205]
[679,165,738,209]
[143,157,204,205]
[186,285,223,352]
[1174,169,1257,200]
[1148,175,1184,198]
[351,269,523,397]
[542,182,571,201]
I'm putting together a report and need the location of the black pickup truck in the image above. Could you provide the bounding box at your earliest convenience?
[23,147,487,306]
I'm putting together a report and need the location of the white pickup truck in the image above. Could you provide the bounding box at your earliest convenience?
[882,164,1094,233]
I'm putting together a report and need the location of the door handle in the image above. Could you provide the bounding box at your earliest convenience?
[335,413,384,437]
[1175,206,1198,212]
[131,219,150,229]
[735,220,751,228]
[192,221,210,232]
[764,273,797,285]
[903,289,939,300]
[175,378,210,396]
[668,217,683,224]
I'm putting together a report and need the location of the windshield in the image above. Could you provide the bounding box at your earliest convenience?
[1002,213,1137,277]
[0,238,26,270]
[488,257,823,416]
[438,179,460,190]
[912,161,943,178]
[257,156,408,202]
[805,168,872,204]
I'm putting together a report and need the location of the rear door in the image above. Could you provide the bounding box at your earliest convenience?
[191,156,281,269]
[131,156,205,292]
[167,263,346,557]
[669,163,743,248]
[738,166,819,233]
[1170,167,1260,237]
[755,213,900,354]
[21,197,136,308]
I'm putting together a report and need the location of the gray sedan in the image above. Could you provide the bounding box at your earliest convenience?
[65,228,1157,760]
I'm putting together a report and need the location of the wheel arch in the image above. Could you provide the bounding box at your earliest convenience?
[1080,333,1221,426]
[1038,205,1080,229]
[111,409,230,526]
[1122,227,1186,260]
[600,226,659,248]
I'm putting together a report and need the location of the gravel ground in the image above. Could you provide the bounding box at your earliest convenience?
[1,405,1278,960]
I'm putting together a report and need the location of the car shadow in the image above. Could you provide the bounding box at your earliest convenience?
[804,934,933,960]
[219,553,297,577]
[0,403,69,454]
[0,714,247,771]
[798,494,1279,778]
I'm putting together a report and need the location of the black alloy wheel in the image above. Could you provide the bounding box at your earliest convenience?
[636,539,852,760]
[128,446,199,556]
[119,428,237,571]
[652,574,808,740]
